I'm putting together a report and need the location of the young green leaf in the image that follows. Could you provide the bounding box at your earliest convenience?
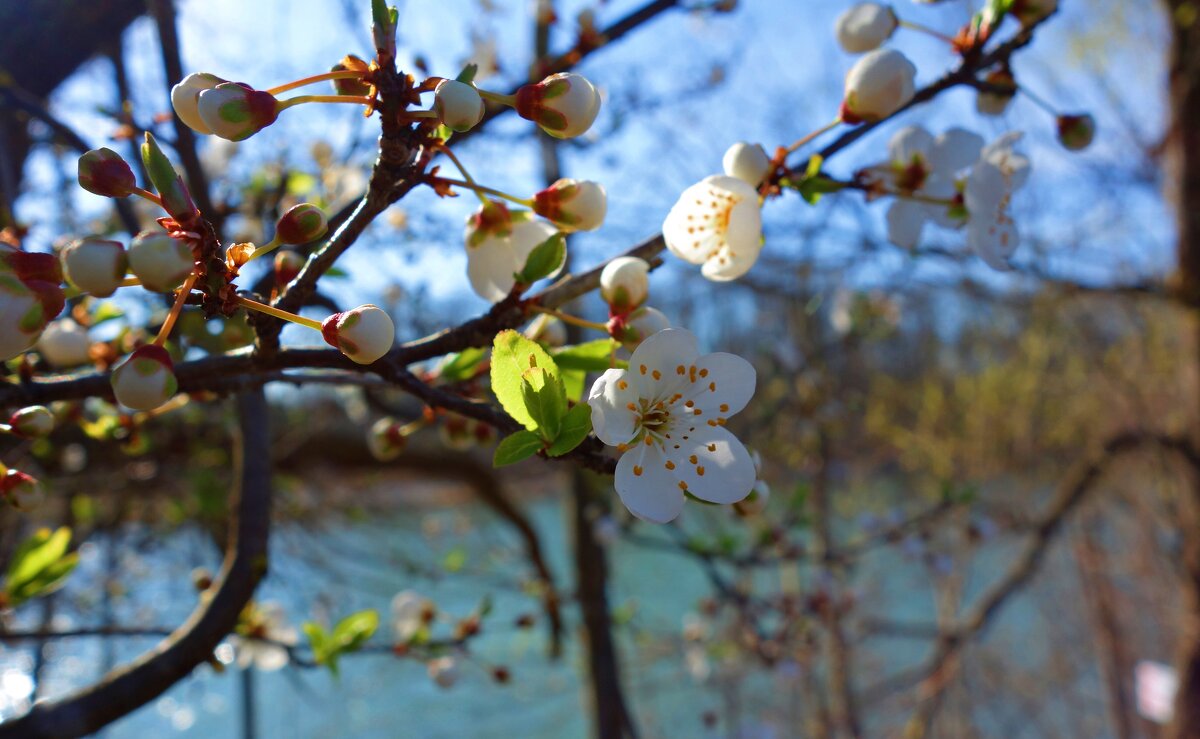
[520,367,566,440]
[515,233,565,285]
[552,339,622,372]
[546,403,592,457]
[141,133,198,223]
[455,64,479,84]
[493,429,544,467]
[439,347,488,383]
[6,527,75,605]
[491,330,559,431]
[332,609,379,653]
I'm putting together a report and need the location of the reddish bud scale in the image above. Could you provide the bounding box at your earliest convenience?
[129,343,174,370]
[532,183,574,223]
[320,314,343,350]
[515,82,567,132]
[466,200,513,247]
[2,251,62,286]
[838,100,863,126]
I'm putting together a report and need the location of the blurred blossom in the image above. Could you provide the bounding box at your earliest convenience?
[1136,660,1177,724]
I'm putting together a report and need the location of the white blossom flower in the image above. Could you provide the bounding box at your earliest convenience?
[964,132,1030,270]
[662,175,763,281]
[600,256,650,314]
[196,83,280,142]
[587,328,756,523]
[464,201,559,302]
[229,602,297,672]
[1,470,43,511]
[434,79,485,133]
[722,142,772,187]
[835,3,898,53]
[613,305,671,350]
[390,590,434,643]
[37,318,91,367]
[842,49,916,122]
[368,417,408,461]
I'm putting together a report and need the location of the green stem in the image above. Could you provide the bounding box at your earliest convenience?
[785,119,842,154]
[266,70,367,96]
[434,178,533,207]
[530,306,609,333]
[276,94,373,111]
[437,146,491,207]
[237,296,323,332]
[247,236,283,263]
[898,18,958,45]
[477,89,517,107]
[1017,85,1060,116]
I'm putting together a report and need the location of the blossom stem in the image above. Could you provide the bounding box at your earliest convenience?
[1017,85,1059,115]
[436,146,491,207]
[477,89,517,107]
[276,94,374,110]
[785,119,842,154]
[898,18,957,45]
[130,187,163,207]
[400,109,440,120]
[530,306,609,333]
[265,70,367,96]
[136,392,191,421]
[153,271,199,347]
[889,189,956,206]
[236,296,324,331]
[434,178,533,207]
[247,237,283,263]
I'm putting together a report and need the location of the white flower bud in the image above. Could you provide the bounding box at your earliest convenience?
[368,417,407,461]
[722,142,772,187]
[197,83,280,142]
[835,3,898,53]
[128,231,194,293]
[427,656,460,689]
[515,73,601,139]
[532,178,607,232]
[0,251,64,361]
[2,470,44,511]
[322,304,395,365]
[61,238,127,298]
[171,73,227,135]
[842,49,916,123]
[111,345,178,411]
[9,406,54,438]
[599,257,650,314]
[37,319,92,367]
[434,79,485,132]
[976,69,1017,117]
[613,305,670,350]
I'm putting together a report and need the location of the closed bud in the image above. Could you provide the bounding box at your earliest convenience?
[141,133,200,225]
[110,345,178,411]
[841,49,916,123]
[275,203,328,245]
[0,252,65,361]
[599,256,650,314]
[197,83,280,142]
[322,304,395,364]
[9,406,54,438]
[722,142,772,187]
[2,470,44,511]
[1057,114,1095,152]
[835,3,898,53]
[61,238,127,298]
[128,230,195,293]
[368,417,408,461]
[434,79,485,132]
[427,656,460,689]
[78,148,136,198]
[611,305,670,350]
[171,73,227,135]
[471,420,496,446]
[976,69,1017,116]
[532,178,607,232]
[37,319,91,367]
[439,415,474,451]
[274,250,306,286]
[515,73,601,139]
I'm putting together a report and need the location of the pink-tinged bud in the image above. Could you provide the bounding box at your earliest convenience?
[842,49,916,123]
[610,305,670,350]
[0,252,64,361]
[110,344,178,411]
[532,178,606,232]
[434,79,485,132]
[61,238,127,298]
[273,250,306,286]
[197,83,280,142]
[515,73,601,139]
[128,230,195,293]
[321,304,395,364]
[368,417,408,461]
[464,199,513,248]
[976,69,1017,117]
[9,406,54,438]
[2,470,44,511]
[599,256,650,314]
[37,318,91,367]
[835,3,898,53]
[171,72,227,135]
[78,148,136,198]
[722,142,772,187]
[275,203,328,245]
[1057,114,1095,152]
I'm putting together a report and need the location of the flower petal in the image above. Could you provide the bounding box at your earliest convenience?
[678,352,756,419]
[508,219,560,271]
[968,217,1018,271]
[665,425,755,505]
[663,175,760,268]
[888,126,933,165]
[929,128,984,175]
[628,327,700,398]
[467,237,517,302]
[587,368,640,446]
[886,200,927,249]
[615,444,686,523]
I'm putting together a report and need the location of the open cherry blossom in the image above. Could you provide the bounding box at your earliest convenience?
[229,602,298,672]
[662,175,763,281]
[964,132,1030,270]
[464,200,559,301]
[587,328,756,523]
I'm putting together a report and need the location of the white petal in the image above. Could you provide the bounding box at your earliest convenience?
[699,198,762,281]
[665,425,756,505]
[614,444,686,523]
[663,175,760,268]
[466,238,518,302]
[886,200,927,249]
[888,126,933,165]
[678,352,756,418]
[252,643,290,672]
[587,368,640,446]
[968,217,1018,271]
[628,327,700,398]
[509,219,560,272]
[929,128,984,175]
[964,162,1006,214]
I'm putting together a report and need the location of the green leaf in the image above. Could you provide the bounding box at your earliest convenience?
[491,330,559,431]
[141,132,196,222]
[432,123,455,143]
[515,233,565,285]
[546,403,592,457]
[6,527,72,602]
[493,429,544,467]
[562,369,585,403]
[332,609,379,652]
[805,154,824,178]
[552,339,622,372]
[796,174,844,205]
[90,301,125,326]
[520,367,565,440]
[455,64,479,84]
[443,547,468,573]
[303,622,338,675]
[439,347,488,383]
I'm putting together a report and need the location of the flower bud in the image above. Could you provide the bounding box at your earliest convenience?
[1057,113,1095,152]
[611,305,669,350]
[427,656,459,689]
[128,230,195,293]
[599,256,650,314]
[141,132,200,225]
[976,69,1016,117]
[322,304,395,364]
[532,178,607,232]
[78,148,136,198]
[439,415,474,451]
[722,142,772,187]
[2,470,44,511]
[515,72,601,139]
[197,83,280,142]
[471,420,496,446]
[275,203,328,245]
[841,49,916,123]
[835,3,898,53]
[526,315,566,347]
[9,405,53,438]
[171,72,227,135]
[110,344,178,411]
[1012,0,1056,26]
[368,417,408,461]
[0,252,64,361]
[61,238,127,298]
[274,250,306,287]
[434,79,485,132]
[37,318,91,367]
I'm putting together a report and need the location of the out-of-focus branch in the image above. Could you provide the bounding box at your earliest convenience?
[0,389,272,737]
